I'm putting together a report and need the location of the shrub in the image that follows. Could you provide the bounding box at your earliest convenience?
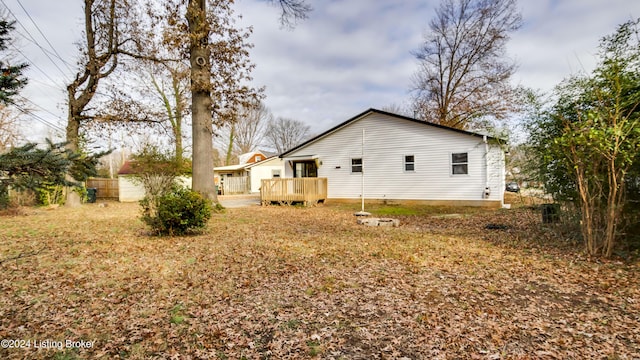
[35,183,65,206]
[141,186,212,236]
[0,184,9,209]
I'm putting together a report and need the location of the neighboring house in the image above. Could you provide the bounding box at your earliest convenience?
[117,161,191,202]
[238,150,268,165]
[278,108,506,207]
[214,150,281,194]
[246,156,285,193]
[214,163,250,195]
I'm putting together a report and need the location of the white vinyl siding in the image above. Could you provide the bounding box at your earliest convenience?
[118,176,191,202]
[247,157,285,193]
[282,112,504,202]
[118,176,145,202]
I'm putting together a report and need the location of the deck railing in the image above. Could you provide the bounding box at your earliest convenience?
[260,177,327,206]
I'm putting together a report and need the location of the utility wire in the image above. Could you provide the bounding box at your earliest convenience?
[15,0,75,73]
[8,42,65,88]
[6,97,66,134]
[13,104,65,134]
[1,0,72,81]
[17,95,65,123]
[22,76,64,92]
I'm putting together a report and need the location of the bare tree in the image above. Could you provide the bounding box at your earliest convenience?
[217,100,271,164]
[265,117,310,153]
[113,58,191,166]
[411,0,522,130]
[64,0,158,206]
[0,105,22,149]
[381,103,413,117]
[66,0,152,152]
[234,101,271,154]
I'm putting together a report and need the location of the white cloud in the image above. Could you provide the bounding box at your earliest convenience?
[5,0,640,140]
[509,0,640,92]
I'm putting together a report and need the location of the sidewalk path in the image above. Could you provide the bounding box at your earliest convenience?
[218,195,261,208]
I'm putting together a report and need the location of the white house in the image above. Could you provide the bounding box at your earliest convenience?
[246,156,285,193]
[214,150,283,194]
[278,109,505,207]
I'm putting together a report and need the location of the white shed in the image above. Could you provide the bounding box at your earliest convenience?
[117,161,192,202]
[278,109,505,207]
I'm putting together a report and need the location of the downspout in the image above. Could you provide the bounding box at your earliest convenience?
[483,135,491,199]
[361,128,365,213]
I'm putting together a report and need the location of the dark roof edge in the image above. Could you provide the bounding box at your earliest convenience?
[279,108,500,158]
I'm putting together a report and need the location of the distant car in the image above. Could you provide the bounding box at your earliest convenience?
[506,182,520,193]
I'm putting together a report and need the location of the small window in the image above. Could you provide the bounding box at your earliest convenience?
[452,153,468,175]
[404,155,415,171]
[255,155,262,162]
[272,169,281,178]
[351,158,362,173]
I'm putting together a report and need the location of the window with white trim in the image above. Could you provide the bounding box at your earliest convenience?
[452,153,468,175]
[351,158,362,173]
[404,155,415,171]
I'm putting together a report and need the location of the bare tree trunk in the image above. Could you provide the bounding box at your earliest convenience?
[225,123,235,166]
[575,167,594,255]
[604,158,625,258]
[172,74,184,168]
[188,0,217,202]
[65,104,83,207]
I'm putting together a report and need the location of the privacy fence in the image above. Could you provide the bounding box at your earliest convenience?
[86,178,119,200]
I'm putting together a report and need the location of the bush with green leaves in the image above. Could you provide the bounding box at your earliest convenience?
[141,186,212,236]
[35,182,65,206]
[527,19,640,257]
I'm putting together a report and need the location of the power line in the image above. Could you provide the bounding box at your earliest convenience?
[15,0,75,73]
[0,0,72,81]
[9,100,65,134]
[17,95,65,122]
[8,42,64,88]
[22,75,63,92]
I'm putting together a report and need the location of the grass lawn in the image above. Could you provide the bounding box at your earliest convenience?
[0,201,639,359]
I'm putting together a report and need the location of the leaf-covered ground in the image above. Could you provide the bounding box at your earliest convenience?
[0,201,638,359]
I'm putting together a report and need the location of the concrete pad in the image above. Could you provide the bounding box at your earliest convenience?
[357,217,400,227]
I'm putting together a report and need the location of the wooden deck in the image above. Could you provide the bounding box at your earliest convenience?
[260,178,327,206]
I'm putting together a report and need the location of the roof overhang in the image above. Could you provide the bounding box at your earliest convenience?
[281,155,318,162]
[214,163,248,172]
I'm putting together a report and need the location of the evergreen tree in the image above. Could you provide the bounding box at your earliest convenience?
[0,17,28,104]
[0,140,108,208]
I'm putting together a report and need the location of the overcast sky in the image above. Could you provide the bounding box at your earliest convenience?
[3,0,640,143]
